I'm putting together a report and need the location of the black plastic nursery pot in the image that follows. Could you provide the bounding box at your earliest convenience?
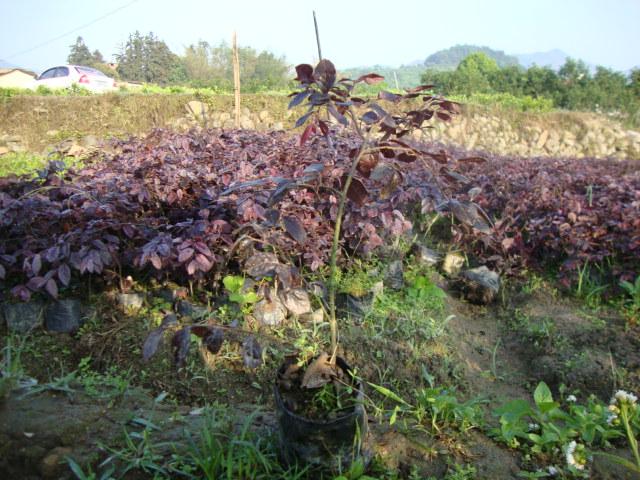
[274,355,372,473]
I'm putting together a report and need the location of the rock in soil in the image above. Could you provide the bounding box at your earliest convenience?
[242,336,263,368]
[411,244,442,267]
[459,266,500,304]
[299,308,324,324]
[44,299,83,333]
[2,301,44,333]
[40,446,73,479]
[176,300,209,319]
[116,292,145,310]
[384,260,404,290]
[442,252,465,276]
[156,286,188,303]
[336,292,374,322]
[252,297,287,326]
[278,288,312,316]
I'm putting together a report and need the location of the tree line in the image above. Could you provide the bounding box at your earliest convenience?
[68,35,640,118]
[67,33,291,92]
[421,52,640,115]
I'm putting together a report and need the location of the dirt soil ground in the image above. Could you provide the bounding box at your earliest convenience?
[2,275,638,479]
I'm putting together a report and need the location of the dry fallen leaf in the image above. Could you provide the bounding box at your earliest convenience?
[301,352,338,389]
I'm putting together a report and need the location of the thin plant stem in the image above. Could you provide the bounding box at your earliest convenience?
[327,109,368,361]
[621,404,640,469]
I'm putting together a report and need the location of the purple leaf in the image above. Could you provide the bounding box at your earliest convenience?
[58,264,71,286]
[356,73,385,85]
[26,276,47,290]
[172,327,191,368]
[295,110,314,128]
[327,103,348,126]
[178,248,194,263]
[361,111,379,125]
[186,260,197,276]
[300,123,316,146]
[203,327,224,354]
[294,64,314,84]
[343,176,368,207]
[160,313,178,328]
[32,254,42,275]
[149,253,162,270]
[378,91,403,103]
[283,216,307,245]
[45,278,58,299]
[195,253,213,272]
[288,89,311,109]
[11,285,31,301]
[313,59,337,90]
[142,327,164,361]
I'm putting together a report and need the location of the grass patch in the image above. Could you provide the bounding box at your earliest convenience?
[0,151,85,178]
[0,152,49,177]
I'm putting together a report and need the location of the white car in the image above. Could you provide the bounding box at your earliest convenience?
[34,65,117,92]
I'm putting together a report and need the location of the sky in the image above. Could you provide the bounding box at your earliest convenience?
[1,0,639,74]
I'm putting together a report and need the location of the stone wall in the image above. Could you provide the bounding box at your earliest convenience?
[421,110,640,159]
[0,94,639,160]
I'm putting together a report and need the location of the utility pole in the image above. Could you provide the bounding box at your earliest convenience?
[232,32,241,128]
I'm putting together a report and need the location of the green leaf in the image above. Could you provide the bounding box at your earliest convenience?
[494,399,533,420]
[228,292,244,304]
[390,405,400,425]
[65,457,86,479]
[534,382,553,407]
[527,433,543,444]
[537,400,560,414]
[242,291,260,304]
[223,275,244,293]
[130,417,160,430]
[367,382,412,406]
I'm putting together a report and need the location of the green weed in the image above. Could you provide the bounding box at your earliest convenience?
[0,151,48,177]
[0,151,85,178]
[0,335,28,399]
[620,275,640,325]
[492,382,639,477]
[223,274,260,309]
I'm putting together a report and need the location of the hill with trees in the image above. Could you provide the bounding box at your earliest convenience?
[424,44,520,70]
[421,52,640,117]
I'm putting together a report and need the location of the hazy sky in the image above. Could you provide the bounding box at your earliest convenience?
[1,0,639,73]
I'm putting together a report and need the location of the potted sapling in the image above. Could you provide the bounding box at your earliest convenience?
[273,59,461,472]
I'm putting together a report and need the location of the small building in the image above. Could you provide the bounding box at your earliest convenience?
[0,68,36,88]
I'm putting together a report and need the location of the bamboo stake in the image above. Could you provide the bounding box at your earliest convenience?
[313,11,322,60]
[232,32,241,128]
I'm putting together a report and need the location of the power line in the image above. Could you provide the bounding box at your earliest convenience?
[4,0,142,60]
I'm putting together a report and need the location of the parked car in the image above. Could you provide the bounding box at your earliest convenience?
[34,65,116,92]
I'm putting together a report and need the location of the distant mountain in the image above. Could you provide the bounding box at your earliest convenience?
[423,44,519,70]
[515,49,570,70]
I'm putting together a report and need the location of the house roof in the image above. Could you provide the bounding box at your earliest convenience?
[0,68,36,77]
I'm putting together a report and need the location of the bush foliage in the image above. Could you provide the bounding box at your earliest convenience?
[2,122,638,302]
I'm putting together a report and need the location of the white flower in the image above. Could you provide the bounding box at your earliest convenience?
[528,422,540,431]
[612,390,638,406]
[566,394,577,402]
[606,412,618,425]
[565,441,586,471]
[547,465,559,476]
